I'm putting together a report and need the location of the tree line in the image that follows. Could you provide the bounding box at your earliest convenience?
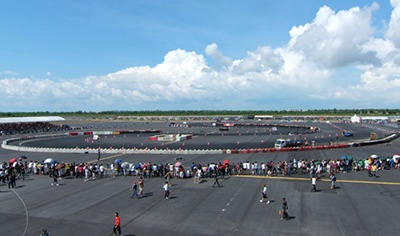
[1,109,399,119]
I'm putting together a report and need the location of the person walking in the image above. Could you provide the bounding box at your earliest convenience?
[84,164,90,182]
[113,212,121,236]
[40,229,49,236]
[164,171,173,186]
[130,180,138,198]
[280,197,289,220]
[330,173,336,189]
[310,175,317,192]
[51,172,59,186]
[8,171,16,189]
[212,173,221,187]
[371,164,377,177]
[163,181,170,199]
[259,184,270,204]
[194,168,201,184]
[138,177,144,198]
[367,163,373,177]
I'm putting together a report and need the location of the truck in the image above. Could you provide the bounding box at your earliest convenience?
[274,139,303,149]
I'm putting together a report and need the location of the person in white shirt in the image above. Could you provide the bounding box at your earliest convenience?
[99,164,105,178]
[310,176,317,192]
[163,181,170,199]
[260,184,270,204]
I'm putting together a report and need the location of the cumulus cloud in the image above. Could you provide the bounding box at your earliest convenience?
[205,43,233,70]
[387,0,400,48]
[1,1,400,111]
[0,70,18,76]
[289,3,379,68]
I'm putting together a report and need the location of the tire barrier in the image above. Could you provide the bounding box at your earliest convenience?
[351,132,399,147]
[148,134,193,141]
[68,129,162,136]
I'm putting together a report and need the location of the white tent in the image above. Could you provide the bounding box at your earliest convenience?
[350,115,361,123]
[0,116,65,124]
[44,158,56,164]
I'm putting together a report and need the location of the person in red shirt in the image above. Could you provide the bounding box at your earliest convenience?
[113,212,121,236]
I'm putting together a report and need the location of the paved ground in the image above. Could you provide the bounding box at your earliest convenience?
[7,121,393,150]
[1,121,399,236]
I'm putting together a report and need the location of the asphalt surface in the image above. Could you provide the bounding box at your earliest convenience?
[1,121,400,236]
[8,121,394,150]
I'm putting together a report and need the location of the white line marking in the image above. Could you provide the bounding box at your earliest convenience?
[221,187,241,212]
[12,189,29,236]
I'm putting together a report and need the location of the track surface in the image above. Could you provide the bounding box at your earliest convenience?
[1,121,399,236]
[11,121,391,150]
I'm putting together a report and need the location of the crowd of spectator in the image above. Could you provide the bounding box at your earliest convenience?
[1,154,398,192]
[0,122,71,135]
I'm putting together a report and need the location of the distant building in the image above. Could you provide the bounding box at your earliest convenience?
[254,115,273,120]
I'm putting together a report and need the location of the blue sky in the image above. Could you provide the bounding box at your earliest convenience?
[1,0,399,112]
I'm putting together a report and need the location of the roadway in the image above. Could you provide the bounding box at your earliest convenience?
[0,121,399,236]
[7,121,392,150]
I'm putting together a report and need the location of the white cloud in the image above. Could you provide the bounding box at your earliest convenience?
[386,0,400,48]
[1,1,400,111]
[205,43,233,70]
[289,3,379,68]
[0,70,18,76]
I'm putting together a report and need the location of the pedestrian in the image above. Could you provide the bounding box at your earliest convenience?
[110,163,115,177]
[40,229,49,236]
[212,173,221,187]
[130,180,138,198]
[138,176,144,198]
[113,212,121,236]
[163,181,170,199]
[51,172,59,186]
[84,164,90,182]
[259,184,270,204]
[330,173,336,189]
[371,164,377,177]
[97,149,101,161]
[310,175,317,192]
[99,164,105,178]
[20,162,26,181]
[280,197,289,220]
[164,171,172,185]
[367,164,373,177]
[194,168,201,184]
[8,171,16,189]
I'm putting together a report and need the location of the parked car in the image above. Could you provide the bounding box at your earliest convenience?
[288,131,303,136]
[343,131,353,137]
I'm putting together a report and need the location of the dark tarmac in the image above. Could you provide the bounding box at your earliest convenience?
[1,121,399,236]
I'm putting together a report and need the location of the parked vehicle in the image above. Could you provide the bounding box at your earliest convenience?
[343,131,353,137]
[274,139,303,149]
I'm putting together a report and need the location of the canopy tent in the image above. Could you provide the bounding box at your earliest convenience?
[44,158,56,164]
[175,162,182,167]
[0,116,65,124]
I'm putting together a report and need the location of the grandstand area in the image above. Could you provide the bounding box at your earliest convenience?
[0,116,70,135]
